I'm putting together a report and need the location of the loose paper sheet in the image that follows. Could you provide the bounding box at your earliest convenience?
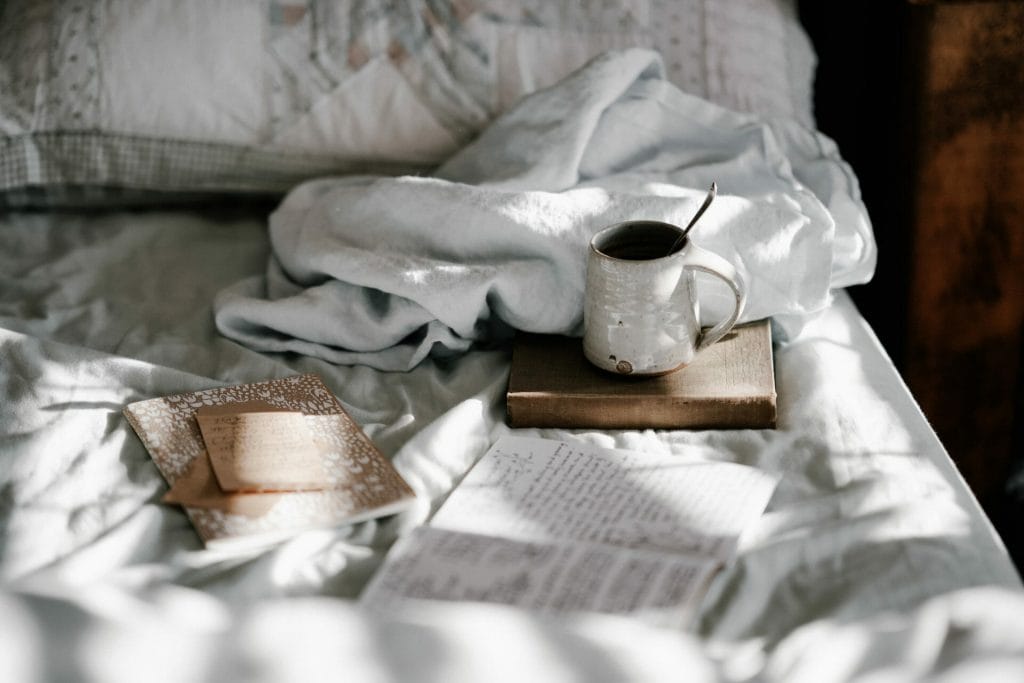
[195,408,326,492]
[162,452,284,516]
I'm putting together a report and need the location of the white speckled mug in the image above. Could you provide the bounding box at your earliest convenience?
[583,220,745,376]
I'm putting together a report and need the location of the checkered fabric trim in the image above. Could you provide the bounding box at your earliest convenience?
[0,131,429,208]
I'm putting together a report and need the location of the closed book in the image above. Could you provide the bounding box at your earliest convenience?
[506,320,776,430]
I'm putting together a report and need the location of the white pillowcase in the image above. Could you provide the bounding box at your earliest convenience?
[0,0,816,205]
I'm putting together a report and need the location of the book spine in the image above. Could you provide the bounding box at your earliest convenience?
[506,394,777,430]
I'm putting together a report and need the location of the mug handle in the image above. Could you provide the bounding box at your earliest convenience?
[681,244,746,351]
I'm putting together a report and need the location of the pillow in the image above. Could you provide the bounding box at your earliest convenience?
[0,0,815,207]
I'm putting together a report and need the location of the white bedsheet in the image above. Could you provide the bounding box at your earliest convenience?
[1,203,1022,681]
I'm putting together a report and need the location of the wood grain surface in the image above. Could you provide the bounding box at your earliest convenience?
[904,1,1024,509]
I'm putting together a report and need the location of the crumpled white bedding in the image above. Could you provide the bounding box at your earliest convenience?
[215,50,875,371]
[1,48,1022,681]
[1,203,1022,681]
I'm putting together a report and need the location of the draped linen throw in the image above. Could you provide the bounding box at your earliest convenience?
[216,49,875,371]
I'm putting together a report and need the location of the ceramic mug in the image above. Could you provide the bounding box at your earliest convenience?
[583,220,746,376]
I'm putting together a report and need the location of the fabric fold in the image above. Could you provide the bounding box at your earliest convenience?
[216,49,876,371]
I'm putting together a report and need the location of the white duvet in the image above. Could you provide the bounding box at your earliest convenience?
[1,52,1022,683]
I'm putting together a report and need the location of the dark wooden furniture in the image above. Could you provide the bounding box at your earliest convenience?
[801,1,1024,566]
[904,0,1024,545]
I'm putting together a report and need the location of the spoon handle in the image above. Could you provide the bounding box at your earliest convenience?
[667,182,717,255]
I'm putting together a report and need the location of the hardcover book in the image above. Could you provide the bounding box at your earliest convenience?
[506,320,776,430]
[124,373,416,549]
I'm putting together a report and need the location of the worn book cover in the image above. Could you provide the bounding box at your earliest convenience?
[507,320,777,430]
[124,373,416,549]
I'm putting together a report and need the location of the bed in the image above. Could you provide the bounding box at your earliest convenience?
[2,1,1023,681]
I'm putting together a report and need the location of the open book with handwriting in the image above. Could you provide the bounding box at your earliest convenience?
[360,435,778,628]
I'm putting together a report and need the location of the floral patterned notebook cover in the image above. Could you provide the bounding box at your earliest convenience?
[124,374,416,549]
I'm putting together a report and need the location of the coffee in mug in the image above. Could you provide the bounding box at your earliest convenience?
[583,220,745,376]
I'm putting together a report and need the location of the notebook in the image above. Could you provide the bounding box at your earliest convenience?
[124,373,415,549]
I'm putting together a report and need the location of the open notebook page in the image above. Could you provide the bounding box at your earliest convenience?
[361,436,778,626]
[360,526,720,629]
[430,435,779,562]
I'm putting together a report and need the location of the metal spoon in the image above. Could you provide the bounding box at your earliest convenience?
[667,182,717,255]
